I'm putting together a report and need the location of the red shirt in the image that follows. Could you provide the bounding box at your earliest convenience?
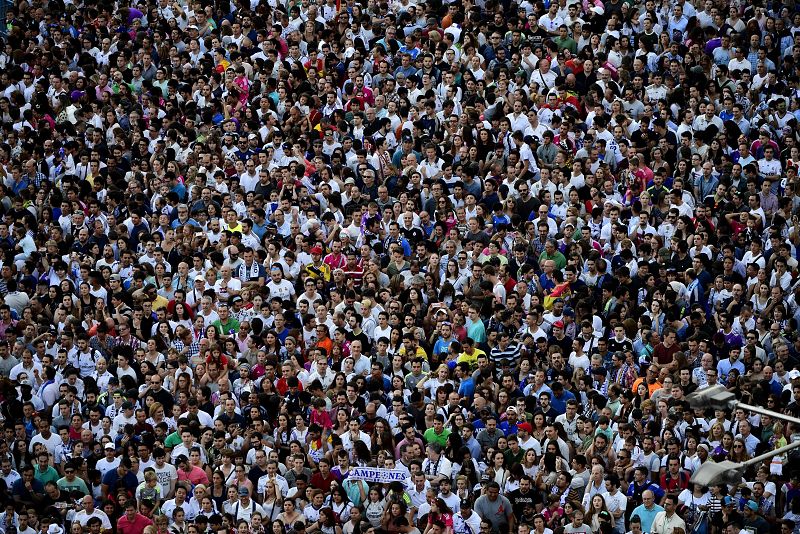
[653,342,682,365]
[660,470,689,492]
[311,470,337,491]
[117,513,153,534]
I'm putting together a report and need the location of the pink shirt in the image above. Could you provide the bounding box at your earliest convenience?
[177,465,209,486]
[117,513,153,534]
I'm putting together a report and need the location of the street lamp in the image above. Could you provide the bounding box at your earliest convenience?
[685,385,800,486]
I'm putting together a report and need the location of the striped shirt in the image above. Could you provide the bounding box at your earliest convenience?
[490,342,522,368]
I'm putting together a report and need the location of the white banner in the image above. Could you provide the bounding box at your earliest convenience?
[348,467,409,483]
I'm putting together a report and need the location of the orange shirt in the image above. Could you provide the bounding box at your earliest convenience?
[316,336,333,357]
[631,377,662,397]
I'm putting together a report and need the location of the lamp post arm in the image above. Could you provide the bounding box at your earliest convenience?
[737,402,800,427]
[741,439,800,468]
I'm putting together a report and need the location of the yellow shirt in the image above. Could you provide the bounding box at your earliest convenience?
[151,295,169,311]
[399,346,428,359]
[225,222,243,234]
[305,262,331,282]
[457,348,486,370]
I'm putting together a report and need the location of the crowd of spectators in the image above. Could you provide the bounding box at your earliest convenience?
[2,1,800,534]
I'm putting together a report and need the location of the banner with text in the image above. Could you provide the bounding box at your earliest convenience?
[348,467,409,483]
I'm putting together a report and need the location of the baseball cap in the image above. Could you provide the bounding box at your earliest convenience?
[460,499,472,509]
[552,320,565,329]
[238,487,250,496]
[722,496,734,506]
[104,442,115,450]
[517,422,533,433]
[746,500,758,511]
[310,246,323,255]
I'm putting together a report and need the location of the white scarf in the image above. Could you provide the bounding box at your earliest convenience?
[238,261,260,281]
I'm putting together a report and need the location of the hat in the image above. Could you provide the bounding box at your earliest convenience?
[480,474,491,483]
[231,295,243,304]
[248,133,258,140]
[239,362,250,371]
[591,6,605,15]
[460,499,472,509]
[310,246,324,255]
[563,307,575,317]
[746,500,758,511]
[552,320,565,329]
[722,496,734,506]
[591,367,608,376]
[598,511,612,521]
[110,274,121,282]
[238,487,250,496]
[121,401,134,410]
[104,442,116,450]
[517,422,533,433]
[506,406,517,414]
[697,443,710,452]
[194,274,205,281]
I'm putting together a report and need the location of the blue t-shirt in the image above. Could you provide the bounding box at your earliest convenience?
[12,477,43,499]
[458,377,475,399]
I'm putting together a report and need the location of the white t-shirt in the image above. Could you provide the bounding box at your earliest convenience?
[73,509,112,529]
[266,279,295,300]
[95,457,121,477]
[154,462,177,497]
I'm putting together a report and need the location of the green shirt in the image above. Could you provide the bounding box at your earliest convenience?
[57,476,89,496]
[503,446,525,468]
[539,250,567,270]
[212,317,240,335]
[35,465,60,486]
[164,430,183,449]
[423,427,451,448]
[553,36,577,54]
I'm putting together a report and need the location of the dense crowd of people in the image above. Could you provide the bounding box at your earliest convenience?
[2,0,800,534]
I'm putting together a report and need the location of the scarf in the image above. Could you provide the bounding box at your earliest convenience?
[239,261,261,281]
